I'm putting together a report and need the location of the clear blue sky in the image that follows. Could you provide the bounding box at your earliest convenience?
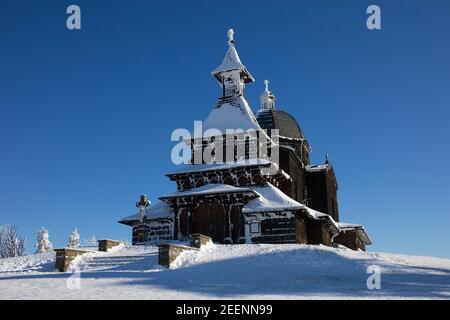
[0,0,449,258]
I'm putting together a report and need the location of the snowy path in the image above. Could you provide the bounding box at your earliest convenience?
[0,244,449,299]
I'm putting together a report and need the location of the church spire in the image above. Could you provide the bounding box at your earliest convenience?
[211,29,254,97]
[259,79,276,112]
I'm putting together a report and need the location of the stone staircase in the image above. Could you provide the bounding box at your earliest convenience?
[76,246,158,272]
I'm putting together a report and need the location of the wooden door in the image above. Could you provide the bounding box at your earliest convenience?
[192,202,225,243]
[210,202,225,242]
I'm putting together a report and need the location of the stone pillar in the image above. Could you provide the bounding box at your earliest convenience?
[157,244,198,268]
[54,248,90,272]
[98,239,123,252]
[190,233,212,248]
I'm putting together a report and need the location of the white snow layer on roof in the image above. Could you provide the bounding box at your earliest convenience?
[337,222,364,230]
[212,45,247,74]
[243,183,304,213]
[242,183,340,231]
[337,222,372,245]
[157,182,339,230]
[306,164,330,172]
[202,96,262,133]
[120,201,172,222]
[166,159,272,175]
[243,183,338,231]
[160,183,252,199]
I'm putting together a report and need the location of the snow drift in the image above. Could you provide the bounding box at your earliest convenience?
[0,244,449,299]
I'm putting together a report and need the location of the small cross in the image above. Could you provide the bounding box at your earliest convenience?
[264,80,270,92]
[228,29,235,46]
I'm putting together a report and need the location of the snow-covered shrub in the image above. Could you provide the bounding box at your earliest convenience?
[35,227,53,253]
[82,235,97,247]
[0,224,26,258]
[68,228,80,248]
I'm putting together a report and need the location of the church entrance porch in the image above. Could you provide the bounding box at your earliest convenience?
[160,186,256,245]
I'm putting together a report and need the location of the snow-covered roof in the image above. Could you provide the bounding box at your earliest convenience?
[120,201,172,222]
[337,222,372,245]
[166,159,272,176]
[160,183,253,199]
[212,45,245,73]
[305,164,331,173]
[211,45,254,83]
[243,183,340,234]
[243,183,304,213]
[307,208,340,234]
[338,222,364,231]
[202,96,262,133]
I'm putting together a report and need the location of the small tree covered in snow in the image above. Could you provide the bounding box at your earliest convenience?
[67,228,80,248]
[82,235,97,247]
[35,227,53,253]
[0,224,26,258]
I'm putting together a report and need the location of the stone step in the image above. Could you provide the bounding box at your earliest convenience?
[90,257,148,262]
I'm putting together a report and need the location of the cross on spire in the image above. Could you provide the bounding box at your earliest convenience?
[228,28,235,46]
[259,79,276,112]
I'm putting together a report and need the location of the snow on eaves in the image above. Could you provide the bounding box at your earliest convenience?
[120,201,172,222]
[243,183,339,233]
[211,45,253,81]
[337,222,372,245]
[157,181,339,233]
[243,183,304,213]
[305,164,330,173]
[338,222,364,230]
[202,96,261,133]
[160,184,253,199]
[166,159,272,176]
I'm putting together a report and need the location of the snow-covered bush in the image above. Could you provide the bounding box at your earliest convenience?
[82,235,97,247]
[35,227,53,253]
[0,224,26,258]
[68,228,80,248]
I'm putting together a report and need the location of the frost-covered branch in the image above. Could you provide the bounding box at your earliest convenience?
[0,224,26,258]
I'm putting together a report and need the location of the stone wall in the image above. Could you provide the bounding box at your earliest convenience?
[98,239,123,252]
[190,233,212,248]
[54,248,90,272]
[157,244,198,268]
[131,217,173,245]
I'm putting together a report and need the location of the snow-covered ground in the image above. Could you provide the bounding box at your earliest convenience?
[0,243,449,299]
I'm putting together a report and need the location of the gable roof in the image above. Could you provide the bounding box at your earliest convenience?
[243,183,340,235]
[337,222,372,245]
[243,183,304,213]
[119,201,172,223]
[211,45,254,83]
[202,95,262,133]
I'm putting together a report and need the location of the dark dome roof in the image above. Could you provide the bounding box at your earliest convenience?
[256,109,304,139]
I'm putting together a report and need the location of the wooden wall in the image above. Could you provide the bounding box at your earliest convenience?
[334,231,366,251]
[305,168,340,222]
